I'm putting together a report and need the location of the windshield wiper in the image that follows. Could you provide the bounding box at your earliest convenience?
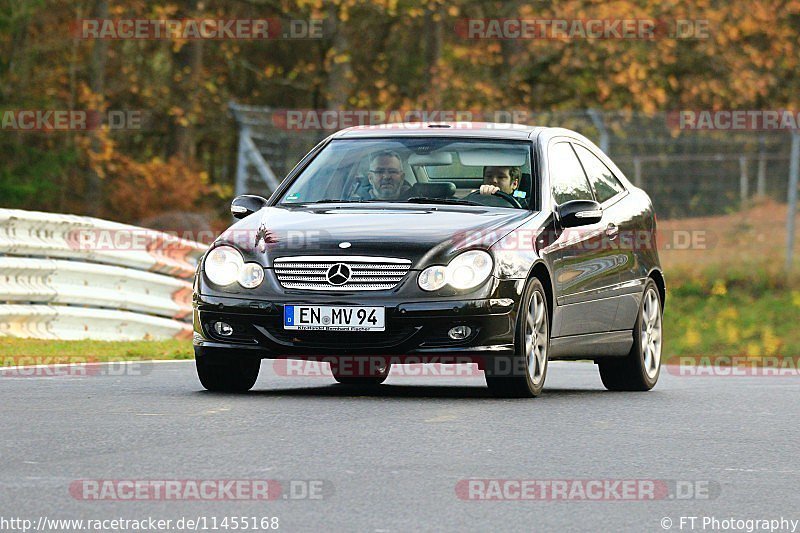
[284,199,372,205]
[404,196,484,206]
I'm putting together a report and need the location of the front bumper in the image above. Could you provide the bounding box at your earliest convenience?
[193,278,525,358]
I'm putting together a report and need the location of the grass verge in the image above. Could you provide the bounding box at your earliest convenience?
[664,262,800,357]
[0,338,193,365]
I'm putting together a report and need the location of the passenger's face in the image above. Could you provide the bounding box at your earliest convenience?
[483,167,518,194]
[368,156,405,199]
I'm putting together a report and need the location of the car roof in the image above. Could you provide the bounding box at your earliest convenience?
[327,123,604,157]
[331,122,546,141]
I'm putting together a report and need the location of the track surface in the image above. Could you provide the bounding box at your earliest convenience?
[2,360,799,532]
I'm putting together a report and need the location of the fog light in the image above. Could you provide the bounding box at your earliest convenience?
[214,321,234,337]
[448,325,472,340]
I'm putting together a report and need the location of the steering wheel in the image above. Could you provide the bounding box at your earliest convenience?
[464,189,524,208]
[491,190,523,208]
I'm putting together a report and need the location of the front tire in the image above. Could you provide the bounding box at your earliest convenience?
[196,354,260,392]
[485,277,549,398]
[598,279,663,391]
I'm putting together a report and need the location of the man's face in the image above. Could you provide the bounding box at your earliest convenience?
[368,155,405,199]
[483,167,519,194]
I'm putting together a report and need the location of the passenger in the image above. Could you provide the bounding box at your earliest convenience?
[478,166,520,196]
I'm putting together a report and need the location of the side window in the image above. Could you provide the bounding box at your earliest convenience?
[549,142,594,204]
[574,145,625,203]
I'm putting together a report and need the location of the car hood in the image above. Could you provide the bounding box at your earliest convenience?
[216,204,535,269]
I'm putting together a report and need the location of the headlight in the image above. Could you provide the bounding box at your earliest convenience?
[418,265,447,291]
[205,246,242,286]
[239,262,265,288]
[418,250,493,291]
[446,250,493,289]
[204,246,264,288]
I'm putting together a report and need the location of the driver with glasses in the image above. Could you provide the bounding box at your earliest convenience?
[365,149,412,200]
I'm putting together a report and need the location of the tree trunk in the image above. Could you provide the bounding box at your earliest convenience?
[175,39,203,160]
[424,5,443,108]
[86,0,108,217]
[170,1,204,161]
[325,4,352,111]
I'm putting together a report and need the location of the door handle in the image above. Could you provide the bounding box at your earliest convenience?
[606,223,619,239]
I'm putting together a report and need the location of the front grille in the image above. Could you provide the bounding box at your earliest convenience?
[273,256,411,291]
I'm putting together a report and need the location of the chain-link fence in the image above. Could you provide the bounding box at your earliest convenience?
[230,105,798,221]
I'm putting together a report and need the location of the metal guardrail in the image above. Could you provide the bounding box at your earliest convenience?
[0,209,205,278]
[0,209,209,341]
[0,305,193,341]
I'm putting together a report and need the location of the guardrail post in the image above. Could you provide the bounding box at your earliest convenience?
[786,131,799,274]
[587,109,610,155]
[757,135,767,197]
[739,156,749,207]
[633,156,642,188]
[235,124,251,198]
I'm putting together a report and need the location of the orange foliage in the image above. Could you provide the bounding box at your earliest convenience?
[102,154,210,223]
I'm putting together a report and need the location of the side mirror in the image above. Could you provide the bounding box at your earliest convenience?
[231,195,268,219]
[557,199,602,227]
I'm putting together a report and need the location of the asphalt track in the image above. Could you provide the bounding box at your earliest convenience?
[2,360,799,532]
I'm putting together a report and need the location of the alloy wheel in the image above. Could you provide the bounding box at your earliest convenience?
[525,290,548,386]
[640,288,662,380]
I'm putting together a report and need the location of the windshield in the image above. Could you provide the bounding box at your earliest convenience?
[278,138,535,209]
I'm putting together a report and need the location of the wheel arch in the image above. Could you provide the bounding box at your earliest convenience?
[528,261,554,327]
[647,268,666,307]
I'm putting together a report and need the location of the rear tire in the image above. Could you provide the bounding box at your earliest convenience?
[196,354,260,392]
[485,277,549,398]
[598,279,662,391]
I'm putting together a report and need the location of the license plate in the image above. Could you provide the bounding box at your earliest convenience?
[283,305,385,331]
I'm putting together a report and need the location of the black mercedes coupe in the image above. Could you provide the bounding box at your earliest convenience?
[193,123,665,397]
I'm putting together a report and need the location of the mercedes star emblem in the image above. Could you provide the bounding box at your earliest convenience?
[326,263,352,285]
